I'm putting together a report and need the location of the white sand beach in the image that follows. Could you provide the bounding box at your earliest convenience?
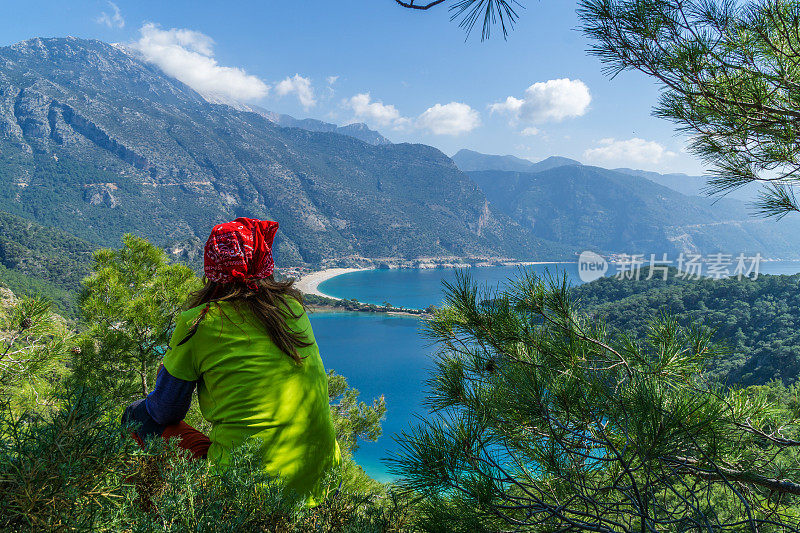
[295,268,371,299]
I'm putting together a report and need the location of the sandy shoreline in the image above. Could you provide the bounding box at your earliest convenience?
[295,268,370,299]
[296,262,579,300]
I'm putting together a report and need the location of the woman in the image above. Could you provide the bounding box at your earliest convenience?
[122,217,340,503]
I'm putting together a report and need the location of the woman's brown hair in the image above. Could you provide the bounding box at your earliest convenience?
[184,276,312,363]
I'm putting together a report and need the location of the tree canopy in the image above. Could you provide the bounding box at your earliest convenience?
[76,234,199,401]
[579,0,800,218]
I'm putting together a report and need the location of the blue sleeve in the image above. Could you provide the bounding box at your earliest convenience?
[122,398,165,442]
[144,366,197,426]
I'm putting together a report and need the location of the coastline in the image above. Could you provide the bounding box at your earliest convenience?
[294,267,371,300]
[295,261,579,301]
[295,259,800,317]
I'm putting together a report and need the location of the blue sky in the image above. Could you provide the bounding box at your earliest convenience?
[0,0,704,174]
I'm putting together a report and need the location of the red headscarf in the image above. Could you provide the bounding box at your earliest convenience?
[203,218,279,285]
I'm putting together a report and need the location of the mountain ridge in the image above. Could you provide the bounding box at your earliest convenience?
[253,107,391,146]
[467,166,800,258]
[3,37,798,268]
[452,149,581,173]
[0,37,572,266]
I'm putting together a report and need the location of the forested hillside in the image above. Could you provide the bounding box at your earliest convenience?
[0,210,94,315]
[575,269,800,386]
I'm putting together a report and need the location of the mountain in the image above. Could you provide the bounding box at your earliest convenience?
[0,37,569,266]
[613,167,761,202]
[199,97,391,146]
[254,109,391,146]
[467,166,800,258]
[192,92,392,144]
[455,149,762,203]
[0,210,95,315]
[4,38,794,270]
[452,149,581,173]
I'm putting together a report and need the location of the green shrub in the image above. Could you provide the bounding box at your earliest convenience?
[0,388,410,532]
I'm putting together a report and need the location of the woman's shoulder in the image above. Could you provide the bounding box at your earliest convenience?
[179,302,215,323]
[283,295,306,315]
[179,297,307,330]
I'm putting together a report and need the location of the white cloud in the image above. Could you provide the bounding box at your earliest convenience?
[490,96,524,115]
[326,75,339,85]
[275,74,316,109]
[97,1,124,29]
[129,23,269,102]
[490,78,591,124]
[344,93,409,129]
[520,126,540,136]
[416,102,480,136]
[583,138,677,166]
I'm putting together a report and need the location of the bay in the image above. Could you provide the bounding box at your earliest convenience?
[310,261,800,481]
[319,264,573,310]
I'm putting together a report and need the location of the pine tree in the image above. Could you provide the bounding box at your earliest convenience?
[0,294,72,410]
[579,0,800,218]
[389,270,800,530]
[75,234,199,402]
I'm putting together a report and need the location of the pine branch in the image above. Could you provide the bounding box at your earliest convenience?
[667,456,800,495]
[393,0,448,9]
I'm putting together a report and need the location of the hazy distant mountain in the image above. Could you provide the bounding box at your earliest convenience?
[455,149,762,205]
[0,37,565,266]
[254,108,391,146]
[614,167,760,202]
[197,95,391,146]
[452,149,581,173]
[468,166,800,258]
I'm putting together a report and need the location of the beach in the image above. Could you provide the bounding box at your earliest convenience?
[295,268,371,299]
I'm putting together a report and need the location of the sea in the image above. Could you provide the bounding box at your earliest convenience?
[308,261,800,482]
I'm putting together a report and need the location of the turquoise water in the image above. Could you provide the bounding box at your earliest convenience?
[308,312,429,482]
[319,264,584,309]
[319,261,800,310]
[310,261,800,481]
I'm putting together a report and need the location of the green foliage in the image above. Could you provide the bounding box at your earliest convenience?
[0,294,71,409]
[329,371,388,453]
[390,270,800,530]
[117,439,404,533]
[575,268,800,385]
[0,390,137,531]
[0,390,409,532]
[0,210,95,317]
[75,234,199,402]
